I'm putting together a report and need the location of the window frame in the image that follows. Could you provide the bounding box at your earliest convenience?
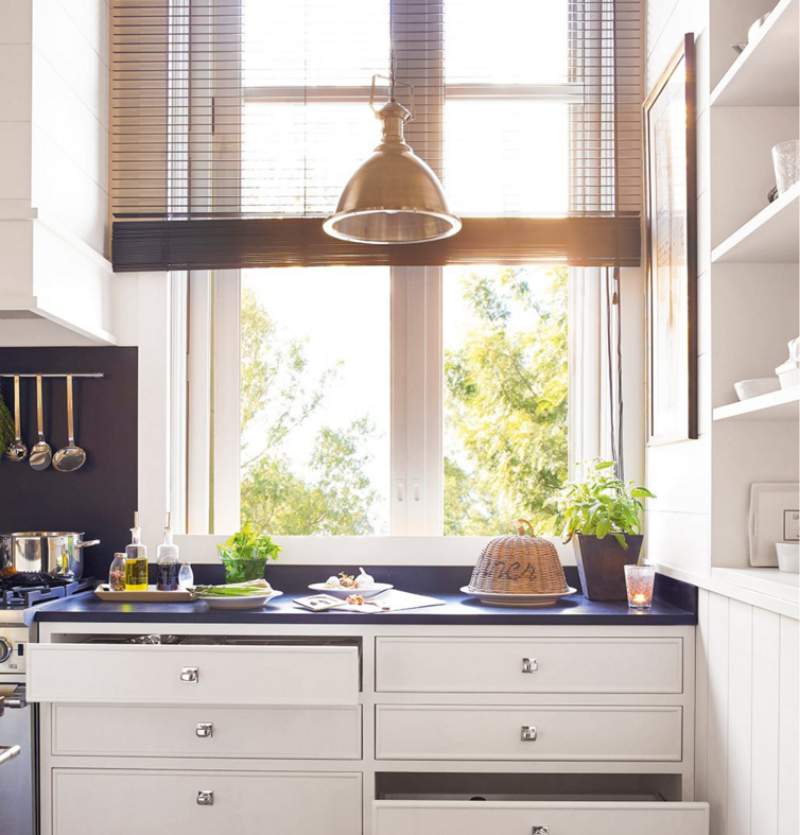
[170,0,634,551]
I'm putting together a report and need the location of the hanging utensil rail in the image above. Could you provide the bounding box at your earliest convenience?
[0,373,104,379]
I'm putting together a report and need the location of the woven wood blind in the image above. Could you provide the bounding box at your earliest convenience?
[111,0,642,271]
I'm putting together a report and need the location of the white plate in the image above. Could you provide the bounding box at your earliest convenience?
[308,582,393,599]
[460,586,578,608]
[193,590,283,610]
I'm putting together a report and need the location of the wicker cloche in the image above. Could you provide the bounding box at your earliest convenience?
[469,520,568,595]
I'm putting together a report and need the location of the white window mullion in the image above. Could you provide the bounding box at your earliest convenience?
[187,272,213,533]
[391,265,443,535]
[211,270,241,534]
[169,272,189,533]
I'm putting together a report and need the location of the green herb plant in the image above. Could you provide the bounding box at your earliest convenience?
[550,459,655,549]
[217,523,281,583]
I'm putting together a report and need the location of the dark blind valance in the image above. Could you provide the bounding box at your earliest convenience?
[111,0,642,271]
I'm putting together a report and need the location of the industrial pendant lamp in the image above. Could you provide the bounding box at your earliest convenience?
[323,65,461,245]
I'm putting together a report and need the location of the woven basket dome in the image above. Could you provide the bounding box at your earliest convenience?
[469,520,568,595]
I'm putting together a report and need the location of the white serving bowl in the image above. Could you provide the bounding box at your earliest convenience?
[776,543,799,574]
[775,360,800,390]
[734,377,780,400]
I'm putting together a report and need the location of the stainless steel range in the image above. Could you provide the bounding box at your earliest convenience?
[0,574,93,835]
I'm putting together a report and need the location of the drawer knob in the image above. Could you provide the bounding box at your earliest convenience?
[180,666,199,683]
[531,828,549,835]
[196,790,214,806]
[520,725,538,742]
[195,722,214,738]
[521,657,538,674]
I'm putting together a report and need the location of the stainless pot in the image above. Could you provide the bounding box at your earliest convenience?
[0,532,100,580]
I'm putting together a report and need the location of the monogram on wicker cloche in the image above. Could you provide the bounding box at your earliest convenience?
[468,519,568,595]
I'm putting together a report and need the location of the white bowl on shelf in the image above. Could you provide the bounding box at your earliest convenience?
[775,360,800,390]
[734,377,780,400]
[776,543,799,574]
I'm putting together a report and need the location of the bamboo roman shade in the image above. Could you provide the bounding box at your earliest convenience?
[111,0,642,271]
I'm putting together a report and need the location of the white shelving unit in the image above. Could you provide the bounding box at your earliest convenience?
[707,0,800,585]
[711,182,799,262]
[711,0,799,107]
[713,386,800,421]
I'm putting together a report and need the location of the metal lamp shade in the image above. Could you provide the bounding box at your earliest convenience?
[324,101,461,245]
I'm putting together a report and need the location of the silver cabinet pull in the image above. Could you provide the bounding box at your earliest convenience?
[521,657,538,674]
[0,745,22,767]
[531,827,549,835]
[196,790,214,806]
[520,725,538,742]
[180,666,199,683]
[195,722,214,738]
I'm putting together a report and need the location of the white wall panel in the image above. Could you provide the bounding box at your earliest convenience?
[696,590,799,835]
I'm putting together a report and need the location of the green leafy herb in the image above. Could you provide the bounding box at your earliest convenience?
[217,523,281,583]
[548,459,655,549]
[0,390,14,457]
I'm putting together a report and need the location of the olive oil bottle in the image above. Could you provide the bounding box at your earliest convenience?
[124,511,149,591]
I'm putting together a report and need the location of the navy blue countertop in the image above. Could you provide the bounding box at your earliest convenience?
[34,565,697,626]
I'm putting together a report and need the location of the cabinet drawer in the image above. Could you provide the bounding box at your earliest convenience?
[374,801,709,835]
[52,704,362,759]
[52,769,362,835]
[375,705,682,761]
[28,643,358,705]
[375,637,683,694]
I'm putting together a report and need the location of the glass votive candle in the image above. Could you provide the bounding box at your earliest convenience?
[624,564,656,609]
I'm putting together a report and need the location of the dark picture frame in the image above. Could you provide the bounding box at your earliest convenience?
[643,33,698,445]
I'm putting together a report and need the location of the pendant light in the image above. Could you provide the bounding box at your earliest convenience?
[323,65,461,245]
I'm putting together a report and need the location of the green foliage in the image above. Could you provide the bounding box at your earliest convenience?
[443,266,568,535]
[549,459,655,548]
[217,522,281,582]
[0,390,14,456]
[239,287,379,535]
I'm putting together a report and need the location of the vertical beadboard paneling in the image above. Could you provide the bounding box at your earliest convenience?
[750,608,781,835]
[778,617,799,835]
[698,590,799,835]
[726,601,753,835]
[695,588,711,803]
[707,593,730,835]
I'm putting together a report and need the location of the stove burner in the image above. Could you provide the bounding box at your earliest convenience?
[0,573,94,609]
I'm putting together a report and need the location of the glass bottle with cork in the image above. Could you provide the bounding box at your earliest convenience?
[124,511,149,591]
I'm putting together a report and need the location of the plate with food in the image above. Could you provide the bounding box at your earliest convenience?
[309,568,392,599]
[189,579,283,610]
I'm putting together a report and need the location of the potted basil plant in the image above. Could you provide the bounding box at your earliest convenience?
[217,523,281,583]
[550,459,655,601]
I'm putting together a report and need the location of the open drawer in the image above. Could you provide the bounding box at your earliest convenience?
[374,800,709,835]
[373,772,708,835]
[27,642,359,705]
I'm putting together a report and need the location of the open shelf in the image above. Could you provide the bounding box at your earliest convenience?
[711,0,799,106]
[712,182,799,263]
[713,386,800,421]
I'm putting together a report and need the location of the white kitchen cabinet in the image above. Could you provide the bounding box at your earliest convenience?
[52,704,362,760]
[375,704,683,761]
[27,642,359,705]
[33,622,704,835]
[375,636,684,693]
[374,800,709,835]
[51,769,362,835]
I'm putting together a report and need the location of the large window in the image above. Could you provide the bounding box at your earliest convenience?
[173,1,622,538]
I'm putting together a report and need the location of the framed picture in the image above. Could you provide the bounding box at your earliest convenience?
[644,33,698,445]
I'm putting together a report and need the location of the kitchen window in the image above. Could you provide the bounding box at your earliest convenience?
[148,0,639,542]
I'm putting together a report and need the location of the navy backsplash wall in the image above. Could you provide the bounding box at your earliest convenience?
[0,347,137,579]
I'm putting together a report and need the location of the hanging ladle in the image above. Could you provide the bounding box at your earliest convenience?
[29,375,52,470]
[53,375,87,472]
[4,376,28,462]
